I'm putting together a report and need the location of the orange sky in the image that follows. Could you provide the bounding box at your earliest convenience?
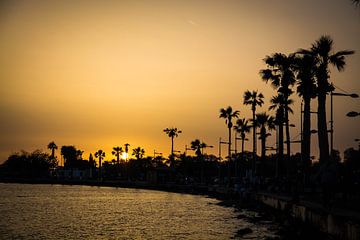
[0,0,359,163]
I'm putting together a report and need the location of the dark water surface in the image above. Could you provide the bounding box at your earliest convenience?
[0,183,277,239]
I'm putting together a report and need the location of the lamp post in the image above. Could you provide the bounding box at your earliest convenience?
[218,137,229,160]
[200,144,214,155]
[185,145,193,155]
[153,150,162,158]
[330,91,359,155]
[219,137,231,181]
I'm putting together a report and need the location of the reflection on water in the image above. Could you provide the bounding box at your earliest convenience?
[0,183,275,239]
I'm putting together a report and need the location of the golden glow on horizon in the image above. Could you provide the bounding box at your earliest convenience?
[121,152,128,161]
[0,0,359,162]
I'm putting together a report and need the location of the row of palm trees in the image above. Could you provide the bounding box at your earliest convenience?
[48,141,146,167]
[219,35,354,178]
[46,36,354,182]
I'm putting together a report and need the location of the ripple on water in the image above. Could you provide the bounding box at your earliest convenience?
[0,183,277,239]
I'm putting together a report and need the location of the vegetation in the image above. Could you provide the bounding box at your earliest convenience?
[47,141,58,159]
[163,127,182,166]
[260,53,296,160]
[243,90,264,174]
[234,118,251,176]
[132,147,145,160]
[293,54,317,177]
[219,106,239,179]
[0,150,57,178]
[298,35,354,163]
[255,112,275,160]
[112,146,123,165]
[95,150,105,178]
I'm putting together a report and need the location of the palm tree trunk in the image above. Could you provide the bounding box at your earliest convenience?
[201,155,204,184]
[171,136,174,167]
[302,96,311,181]
[285,104,291,160]
[252,109,256,175]
[99,158,102,180]
[241,137,245,178]
[234,133,238,179]
[260,127,266,177]
[261,126,266,160]
[228,126,231,181]
[317,92,330,163]
[278,122,284,178]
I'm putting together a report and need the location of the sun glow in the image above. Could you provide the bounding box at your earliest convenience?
[121,152,128,161]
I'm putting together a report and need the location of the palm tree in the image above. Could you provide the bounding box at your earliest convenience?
[163,127,182,166]
[269,94,293,177]
[256,113,276,160]
[233,118,251,177]
[47,141,57,159]
[243,90,264,174]
[294,54,317,175]
[190,139,203,157]
[124,143,130,162]
[219,106,239,179]
[298,36,354,163]
[112,146,123,165]
[132,147,145,160]
[190,139,208,183]
[76,150,84,160]
[95,150,105,179]
[260,53,297,160]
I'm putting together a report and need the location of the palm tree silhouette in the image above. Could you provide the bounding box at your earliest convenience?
[163,127,182,166]
[112,146,123,165]
[47,141,57,159]
[219,106,239,179]
[255,113,275,160]
[234,118,251,177]
[95,150,105,179]
[298,36,354,163]
[243,90,264,174]
[190,139,208,183]
[269,94,293,177]
[132,147,145,160]
[124,143,130,162]
[260,53,296,160]
[190,139,203,157]
[76,150,84,160]
[294,54,317,174]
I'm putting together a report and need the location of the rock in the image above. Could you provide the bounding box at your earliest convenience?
[236,227,253,236]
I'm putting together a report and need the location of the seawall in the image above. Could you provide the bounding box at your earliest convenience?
[255,192,360,240]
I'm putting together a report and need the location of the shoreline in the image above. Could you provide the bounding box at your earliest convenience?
[0,178,333,239]
[0,178,218,198]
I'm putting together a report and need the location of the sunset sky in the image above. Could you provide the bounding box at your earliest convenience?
[0,0,359,163]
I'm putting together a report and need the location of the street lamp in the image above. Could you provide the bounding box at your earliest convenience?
[153,150,162,158]
[346,111,360,117]
[218,137,229,160]
[234,135,248,155]
[331,91,359,154]
[184,145,193,155]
